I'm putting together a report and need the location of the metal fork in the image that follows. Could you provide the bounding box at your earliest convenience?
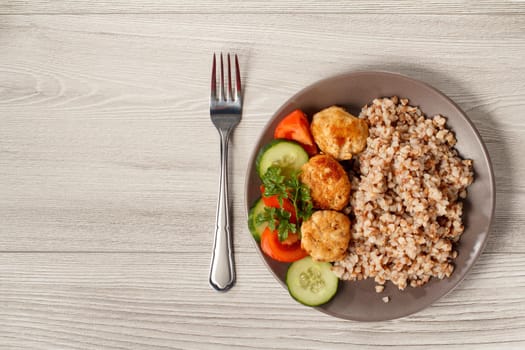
[209,53,242,291]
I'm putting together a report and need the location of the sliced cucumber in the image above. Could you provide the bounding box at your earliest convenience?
[256,140,309,178]
[248,198,268,242]
[286,256,339,306]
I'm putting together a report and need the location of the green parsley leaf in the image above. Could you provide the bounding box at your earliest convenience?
[257,165,313,242]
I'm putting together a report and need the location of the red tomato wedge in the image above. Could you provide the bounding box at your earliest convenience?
[280,232,300,246]
[259,186,297,223]
[260,228,308,262]
[274,109,317,156]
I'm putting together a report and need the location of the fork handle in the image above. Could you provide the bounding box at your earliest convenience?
[209,129,235,291]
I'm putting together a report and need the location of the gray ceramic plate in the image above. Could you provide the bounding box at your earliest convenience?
[244,71,495,321]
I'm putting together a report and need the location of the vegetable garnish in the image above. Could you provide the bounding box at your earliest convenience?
[260,188,297,223]
[256,206,296,242]
[274,109,318,156]
[256,166,313,242]
[260,227,308,263]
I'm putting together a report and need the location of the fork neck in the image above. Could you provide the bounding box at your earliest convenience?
[217,127,233,140]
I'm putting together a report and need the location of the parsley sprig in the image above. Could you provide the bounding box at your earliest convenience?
[255,166,313,241]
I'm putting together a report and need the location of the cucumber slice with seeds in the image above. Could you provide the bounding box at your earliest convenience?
[286,256,339,306]
[256,140,309,178]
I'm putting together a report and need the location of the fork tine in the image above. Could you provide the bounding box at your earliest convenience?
[211,53,216,101]
[235,54,242,101]
[227,53,232,101]
[220,53,225,101]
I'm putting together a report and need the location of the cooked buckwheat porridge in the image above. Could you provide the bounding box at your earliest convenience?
[332,97,474,290]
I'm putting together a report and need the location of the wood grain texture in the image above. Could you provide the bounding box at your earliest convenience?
[1,14,524,252]
[2,0,525,15]
[0,252,524,349]
[0,7,524,349]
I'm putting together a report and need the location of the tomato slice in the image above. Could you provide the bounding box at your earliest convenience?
[274,109,318,156]
[260,228,308,262]
[280,232,300,246]
[260,185,297,223]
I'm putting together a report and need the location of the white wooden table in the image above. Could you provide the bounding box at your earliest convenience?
[1,1,524,348]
